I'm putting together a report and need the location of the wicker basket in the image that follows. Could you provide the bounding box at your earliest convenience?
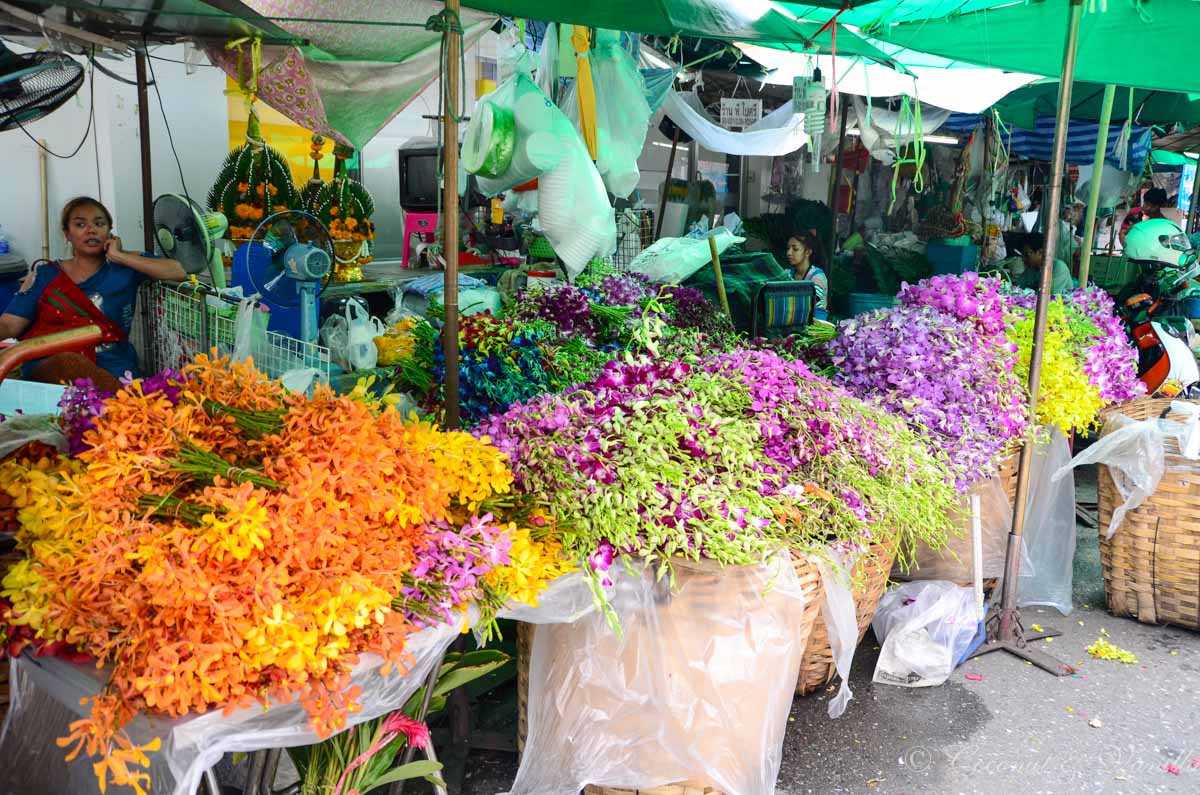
[795,540,897,696]
[1096,398,1200,630]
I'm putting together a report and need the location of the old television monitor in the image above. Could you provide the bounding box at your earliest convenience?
[398,146,440,211]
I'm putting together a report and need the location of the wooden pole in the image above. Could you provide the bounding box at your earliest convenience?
[441,0,462,430]
[655,126,680,240]
[135,51,155,253]
[708,236,730,317]
[1078,84,1116,287]
[39,140,49,260]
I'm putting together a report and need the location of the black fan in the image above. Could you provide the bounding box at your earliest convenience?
[0,43,84,132]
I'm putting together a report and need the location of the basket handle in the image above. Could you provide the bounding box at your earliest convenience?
[0,325,105,383]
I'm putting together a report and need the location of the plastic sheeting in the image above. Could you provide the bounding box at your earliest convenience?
[559,31,653,199]
[662,91,810,157]
[0,415,65,459]
[0,624,459,795]
[904,432,1075,615]
[1054,403,1200,540]
[504,553,806,795]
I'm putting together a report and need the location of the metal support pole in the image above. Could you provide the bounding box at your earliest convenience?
[655,126,680,240]
[1078,83,1116,286]
[135,51,154,253]
[441,0,462,430]
[1188,157,1200,235]
[828,97,848,252]
[970,0,1083,678]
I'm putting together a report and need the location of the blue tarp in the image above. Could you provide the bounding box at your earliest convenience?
[942,113,1153,171]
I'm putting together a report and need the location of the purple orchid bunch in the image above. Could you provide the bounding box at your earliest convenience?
[594,273,653,310]
[395,512,512,632]
[480,348,959,598]
[828,304,1027,490]
[59,369,184,456]
[510,284,599,339]
[1063,286,1145,404]
[898,272,1010,337]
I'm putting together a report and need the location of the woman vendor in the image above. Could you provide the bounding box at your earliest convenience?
[786,229,829,320]
[0,196,186,391]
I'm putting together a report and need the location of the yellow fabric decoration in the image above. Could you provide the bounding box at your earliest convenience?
[571,26,599,161]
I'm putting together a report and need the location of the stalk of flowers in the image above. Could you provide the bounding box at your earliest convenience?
[828,304,1028,491]
[898,272,1010,337]
[0,355,530,794]
[1063,286,1145,404]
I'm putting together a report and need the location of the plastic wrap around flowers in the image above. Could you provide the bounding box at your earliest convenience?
[478,348,958,611]
[0,357,573,794]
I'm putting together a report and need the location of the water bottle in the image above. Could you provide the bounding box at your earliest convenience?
[0,226,10,255]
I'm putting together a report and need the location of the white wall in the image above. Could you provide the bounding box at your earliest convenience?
[0,44,228,264]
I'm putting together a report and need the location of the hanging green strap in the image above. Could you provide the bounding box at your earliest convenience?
[889,94,926,212]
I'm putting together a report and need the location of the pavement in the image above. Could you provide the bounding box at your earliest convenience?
[463,467,1200,795]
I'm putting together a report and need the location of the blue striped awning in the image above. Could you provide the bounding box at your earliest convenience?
[942,113,1152,170]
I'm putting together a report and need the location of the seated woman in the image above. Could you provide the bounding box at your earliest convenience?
[785,228,829,320]
[0,196,186,391]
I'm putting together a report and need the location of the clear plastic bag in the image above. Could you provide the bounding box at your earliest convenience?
[0,624,459,795]
[872,581,979,688]
[320,298,383,372]
[1054,407,1200,540]
[0,415,65,459]
[1017,430,1076,615]
[505,552,805,795]
[816,552,858,719]
[627,229,744,284]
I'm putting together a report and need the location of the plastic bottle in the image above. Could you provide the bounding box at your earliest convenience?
[0,226,9,255]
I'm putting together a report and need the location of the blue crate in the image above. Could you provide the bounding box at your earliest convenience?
[927,241,979,275]
[848,293,898,316]
[0,379,65,417]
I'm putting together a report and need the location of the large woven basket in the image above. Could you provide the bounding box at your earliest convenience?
[515,556,823,795]
[795,539,897,696]
[1096,398,1200,630]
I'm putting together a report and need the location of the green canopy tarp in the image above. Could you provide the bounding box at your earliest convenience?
[993,80,1200,129]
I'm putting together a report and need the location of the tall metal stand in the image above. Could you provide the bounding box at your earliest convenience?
[969,0,1084,678]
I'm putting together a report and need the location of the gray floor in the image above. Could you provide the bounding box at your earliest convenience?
[463,468,1200,795]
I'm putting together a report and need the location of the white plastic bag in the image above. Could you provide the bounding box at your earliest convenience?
[320,298,384,372]
[817,552,858,719]
[506,552,806,795]
[872,581,979,688]
[628,229,744,284]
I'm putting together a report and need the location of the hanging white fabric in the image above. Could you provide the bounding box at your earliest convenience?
[852,95,952,165]
[661,90,809,156]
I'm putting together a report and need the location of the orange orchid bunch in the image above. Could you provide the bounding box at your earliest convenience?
[0,356,568,794]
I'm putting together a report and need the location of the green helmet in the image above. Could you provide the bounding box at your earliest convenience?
[1124,218,1195,269]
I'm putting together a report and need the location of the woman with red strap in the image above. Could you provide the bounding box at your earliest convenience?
[0,196,186,391]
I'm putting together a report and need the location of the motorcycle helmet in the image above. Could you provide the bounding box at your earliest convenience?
[1124,218,1196,269]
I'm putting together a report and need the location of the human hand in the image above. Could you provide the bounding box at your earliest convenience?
[103,234,127,264]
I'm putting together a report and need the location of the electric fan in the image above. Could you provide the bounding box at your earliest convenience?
[232,211,333,343]
[152,194,229,288]
[0,43,84,131]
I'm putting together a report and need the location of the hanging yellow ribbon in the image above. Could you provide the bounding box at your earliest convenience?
[571,26,599,161]
[224,36,264,146]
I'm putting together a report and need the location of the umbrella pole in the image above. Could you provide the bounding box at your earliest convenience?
[1189,158,1200,235]
[136,50,155,253]
[1078,84,1116,287]
[828,98,849,252]
[969,0,1083,678]
[441,0,462,431]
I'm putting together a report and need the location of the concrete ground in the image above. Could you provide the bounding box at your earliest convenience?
[462,468,1200,795]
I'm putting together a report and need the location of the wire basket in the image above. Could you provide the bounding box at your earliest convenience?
[611,208,654,271]
[139,282,330,386]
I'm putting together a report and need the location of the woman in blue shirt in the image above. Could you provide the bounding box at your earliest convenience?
[786,229,829,321]
[0,196,185,390]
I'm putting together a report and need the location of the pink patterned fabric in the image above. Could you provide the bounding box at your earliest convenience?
[206,44,352,147]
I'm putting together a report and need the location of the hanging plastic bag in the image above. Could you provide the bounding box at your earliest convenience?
[559,29,652,199]
[1016,430,1076,615]
[231,298,267,364]
[817,552,858,719]
[872,581,979,688]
